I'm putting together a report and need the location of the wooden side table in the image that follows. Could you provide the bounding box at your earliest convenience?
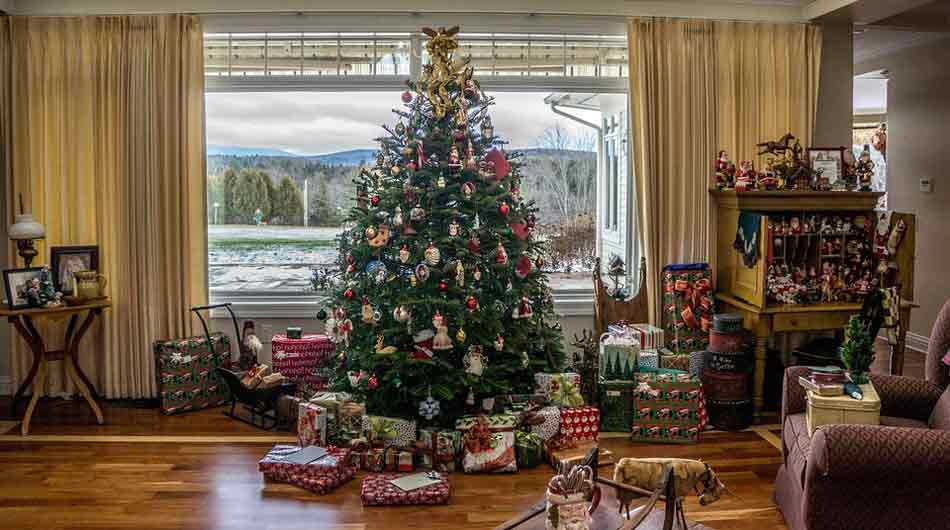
[1,300,110,435]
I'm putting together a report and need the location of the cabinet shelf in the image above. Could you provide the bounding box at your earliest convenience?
[709,189,884,212]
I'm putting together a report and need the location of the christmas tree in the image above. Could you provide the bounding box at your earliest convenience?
[319,26,565,425]
[839,315,874,383]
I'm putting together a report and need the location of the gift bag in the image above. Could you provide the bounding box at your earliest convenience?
[297,402,328,447]
[154,332,231,415]
[534,373,584,407]
[599,332,640,380]
[526,405,561,441]
[661,263,714,353]
[455,415,518,473]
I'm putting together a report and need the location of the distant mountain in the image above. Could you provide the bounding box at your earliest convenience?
[308,149,378,166]
[207,144,298,157]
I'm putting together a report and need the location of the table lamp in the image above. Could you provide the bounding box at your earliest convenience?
[8,194,45,268]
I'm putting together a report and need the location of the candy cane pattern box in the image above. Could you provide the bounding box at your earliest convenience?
[258,445,355,495]
[360,473,451,506]
[271,334,335,396]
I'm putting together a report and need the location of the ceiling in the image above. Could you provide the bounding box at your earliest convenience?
[853,1,950,65]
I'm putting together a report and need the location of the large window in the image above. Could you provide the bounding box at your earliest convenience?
[205,30,629,301]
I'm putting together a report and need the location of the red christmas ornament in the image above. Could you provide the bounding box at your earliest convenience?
[511,222,530,241]
[408,161,417,171]
[344,288,354,299]
[484,149,511,180]
[439,279,448,292]
[498,202,510,216]
[368,375,379,389]
[401,90,413,103]
[466,296,478,310]
[515,255,533,279]
[370,195,380,206]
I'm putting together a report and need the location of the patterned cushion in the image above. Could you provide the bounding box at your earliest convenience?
[870,373,943,422]
[929,389,950,430]
[880,416,928,429]
[782,413,811,488]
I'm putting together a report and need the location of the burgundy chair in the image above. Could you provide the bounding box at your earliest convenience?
[774,299,950,530]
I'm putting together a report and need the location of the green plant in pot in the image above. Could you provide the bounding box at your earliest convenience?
[839,315,875,384]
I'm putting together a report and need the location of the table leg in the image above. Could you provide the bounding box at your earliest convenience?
[21,358,47,436]
[65,309,102,400]
[64,309,104,421]
[752,316,771,418]
[9,316,46,417]
[890,306,912,376]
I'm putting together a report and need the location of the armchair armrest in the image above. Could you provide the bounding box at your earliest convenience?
[869,373,943,422]
[810,424,950,484]
[782,366,812,421]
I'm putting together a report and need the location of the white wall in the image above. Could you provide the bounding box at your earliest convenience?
[854,77,887,115]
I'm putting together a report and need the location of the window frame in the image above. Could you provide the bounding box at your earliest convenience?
[205,29,631,317]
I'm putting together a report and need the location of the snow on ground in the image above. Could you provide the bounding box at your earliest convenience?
[207,224,592,293]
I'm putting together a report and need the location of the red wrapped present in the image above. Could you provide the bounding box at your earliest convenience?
[271,333,335,396]
[360,472,451,506]
[258,445,355,495]
[384,446,415,472]
[297,402,327,447]
[559,406,601,443]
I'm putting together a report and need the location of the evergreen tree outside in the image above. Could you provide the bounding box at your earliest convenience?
[257,171,276,221]
[320,27,565,426]
[233,169,266,223]
[273,176,305,225]
[222,168,238,223]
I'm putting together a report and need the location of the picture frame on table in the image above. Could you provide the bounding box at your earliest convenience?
[3,267,45,310]
[806,147,845,190]
[50,246,99,295]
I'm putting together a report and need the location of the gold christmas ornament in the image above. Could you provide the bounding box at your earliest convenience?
[424,243,441,266]
[456,327,467,343]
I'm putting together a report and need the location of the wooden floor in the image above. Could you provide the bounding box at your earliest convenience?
[0,345,925,530]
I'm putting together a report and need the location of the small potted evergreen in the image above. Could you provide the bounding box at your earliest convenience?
[839,315,875,384]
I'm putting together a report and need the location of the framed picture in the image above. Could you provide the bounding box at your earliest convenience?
[50,246,99,295]
[806,147,845,188]
[3,268,45,310]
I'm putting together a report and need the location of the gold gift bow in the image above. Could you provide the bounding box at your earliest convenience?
[550,375,584,407]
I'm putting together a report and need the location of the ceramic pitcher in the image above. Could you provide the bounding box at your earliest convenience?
[74,270,107,300]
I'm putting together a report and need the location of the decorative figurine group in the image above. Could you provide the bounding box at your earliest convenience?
[714,133,876,192]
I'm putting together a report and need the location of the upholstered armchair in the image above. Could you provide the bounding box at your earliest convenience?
[774,299,950,530]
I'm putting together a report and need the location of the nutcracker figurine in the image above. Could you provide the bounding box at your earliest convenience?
[855,146,875,192]
[735,160,757,192]
[714,150,736,189]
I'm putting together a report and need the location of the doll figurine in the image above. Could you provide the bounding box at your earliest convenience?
[758,159,778,190]
[432,311,453,351]
[855,146,875,191]
[735,161,757,192]
[447,144,462,170]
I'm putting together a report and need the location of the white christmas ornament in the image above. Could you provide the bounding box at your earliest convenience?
[424,243,441,266]
[463,345,486,376]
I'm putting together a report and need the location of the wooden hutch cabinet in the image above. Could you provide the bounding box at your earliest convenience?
[710,190,914,417]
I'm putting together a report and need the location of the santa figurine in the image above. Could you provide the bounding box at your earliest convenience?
[715,150,736,189]
[412,329,435,359]
[855,147,875,191]
[432,311,453,351]
[448,145,462,170]
[735,160,757,192]
[463,345,485,376]
[512,297,533,319]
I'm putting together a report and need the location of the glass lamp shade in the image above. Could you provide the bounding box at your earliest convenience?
[9,214,45,240]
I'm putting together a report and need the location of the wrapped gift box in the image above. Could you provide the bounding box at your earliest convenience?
[154,332,231,415]
[297,402,327,447]
[638,350,659,370]
[526,405,561,441]
[599,380,635,433]
[544,439,615,470]
[338,401,366,443]
[277,395,303,432]
[599,332,640,380]
[496,393,549,413]
[515,431,543,469]
[659,352,690,372]
[271,333,336,396]
[559,406,600,443]
[534,373,584,407]
[631,369,706,444]
[418,428,462,473]
[384,447,415,472]
[661,263,714,354]
[362,415,417,449]
[360,472,451,506]
[608,323,665,351]
[456,414,518,473]
[258,445,355,495]
[309,391,361,445]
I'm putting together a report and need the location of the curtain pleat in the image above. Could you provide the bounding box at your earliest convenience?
[7,15,207,399]
[628,18,821,323]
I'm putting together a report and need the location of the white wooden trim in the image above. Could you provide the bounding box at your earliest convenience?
[905,331,930,354]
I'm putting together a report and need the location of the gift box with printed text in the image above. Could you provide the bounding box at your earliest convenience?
[271,333,336,396]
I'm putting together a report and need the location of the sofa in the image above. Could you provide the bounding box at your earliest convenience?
[773,299,950,530]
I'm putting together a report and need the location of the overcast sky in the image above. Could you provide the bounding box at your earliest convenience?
[205,91,598,156]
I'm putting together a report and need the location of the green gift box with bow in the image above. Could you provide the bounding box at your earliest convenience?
[515,431,543,469]
[361,414,417,448]
[535,373,585,408]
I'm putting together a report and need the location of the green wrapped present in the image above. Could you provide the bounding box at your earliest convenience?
[515,431,543,468]
[600,380,636,432]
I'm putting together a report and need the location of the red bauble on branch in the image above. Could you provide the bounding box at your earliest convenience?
[498,202,510,216]
[401,90,413,103]
[344,288,354,299]
[483,149,511,180]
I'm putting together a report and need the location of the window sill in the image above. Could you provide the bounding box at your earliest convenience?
[209,287,596,319]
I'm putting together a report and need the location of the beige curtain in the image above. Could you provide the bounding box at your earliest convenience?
[7,15,207,398]
[628,18,821,324]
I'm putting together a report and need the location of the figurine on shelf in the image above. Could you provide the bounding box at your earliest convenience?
[714,150,736,189]
[789,216,802,235]
[735,160,757,192]
[855,146,875,191]
[758,159,779,190]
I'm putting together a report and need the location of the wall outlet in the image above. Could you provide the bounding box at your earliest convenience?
[920,177,933,193]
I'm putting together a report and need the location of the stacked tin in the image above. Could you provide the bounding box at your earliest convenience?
[701,313,753,430]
